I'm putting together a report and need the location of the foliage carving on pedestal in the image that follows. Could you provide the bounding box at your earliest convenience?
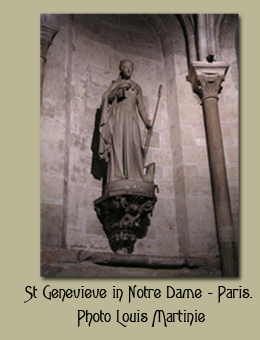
[94,194,156,254]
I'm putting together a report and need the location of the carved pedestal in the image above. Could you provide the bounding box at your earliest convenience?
[94,180,157,254]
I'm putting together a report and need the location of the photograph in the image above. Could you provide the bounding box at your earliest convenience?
[40,14,239,278]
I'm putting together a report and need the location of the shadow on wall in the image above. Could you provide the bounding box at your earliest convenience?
[91,108,107,192]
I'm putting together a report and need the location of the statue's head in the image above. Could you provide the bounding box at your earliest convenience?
[119,59,134,79]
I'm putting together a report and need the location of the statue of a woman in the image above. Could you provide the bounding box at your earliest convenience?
[98,60,152,184]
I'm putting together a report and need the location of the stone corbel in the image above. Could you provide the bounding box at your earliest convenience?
[94,180,157,254]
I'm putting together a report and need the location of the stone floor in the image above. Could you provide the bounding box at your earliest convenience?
[41,248,221,278]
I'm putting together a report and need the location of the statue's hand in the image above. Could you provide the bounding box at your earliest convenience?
[146,121,152,130]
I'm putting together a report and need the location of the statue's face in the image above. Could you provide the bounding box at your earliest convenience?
[120,61,133,79]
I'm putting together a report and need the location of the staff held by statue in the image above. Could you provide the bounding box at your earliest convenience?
[143,84,163,164]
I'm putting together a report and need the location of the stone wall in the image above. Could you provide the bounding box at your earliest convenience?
[41,15,70,248]
[218,14,239,246]
[41,14,239,276]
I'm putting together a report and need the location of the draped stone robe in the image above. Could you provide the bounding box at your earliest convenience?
[99,76,150,183]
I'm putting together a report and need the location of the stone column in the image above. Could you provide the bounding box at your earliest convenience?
[40,23,58,103]
[188,61,238,277]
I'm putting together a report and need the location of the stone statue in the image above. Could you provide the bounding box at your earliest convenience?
[94,60,160,254]
[98,59,152,184]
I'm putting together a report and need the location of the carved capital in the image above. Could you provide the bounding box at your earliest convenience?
[40,23,58,61]
[188,61,229,102]
[195,74,225,101]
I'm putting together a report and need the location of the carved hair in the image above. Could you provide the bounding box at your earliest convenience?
[119,59,134,71]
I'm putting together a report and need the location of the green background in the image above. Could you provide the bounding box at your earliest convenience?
[1,1,258,339]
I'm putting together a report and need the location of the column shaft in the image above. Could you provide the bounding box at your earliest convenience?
[188,62,238,277]
[202,97,238,276]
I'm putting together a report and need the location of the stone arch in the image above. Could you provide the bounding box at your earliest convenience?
[218,14,239,61]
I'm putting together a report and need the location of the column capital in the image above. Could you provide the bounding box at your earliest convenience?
[188,61,229,101]
[40,23,58,61]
